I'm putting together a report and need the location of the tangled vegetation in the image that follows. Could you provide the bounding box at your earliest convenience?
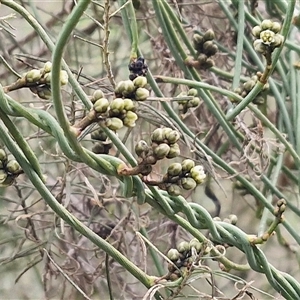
[0,1,300,299]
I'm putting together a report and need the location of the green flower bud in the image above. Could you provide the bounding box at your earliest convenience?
[0,174,15,187]
[166,130,180,144]
[203,29,215,41]
[43,61,52,73]
[190,165,206,184]
[6,159,21,174]
[253,39,267,53]
[167,162,182,176]
[153,143,170,159]
[202,41,217,57]
[162,128,173,139]
[177,241,190,253]
[193,33,203,49]
[133,76,147,88]
[181,159,195,172]
[270,34,284,48]
[187,88,197,97]
[243,80,256,92]
[261,19,273,30]
[93,98,110,113]
[135,87,149,101]
[167,184,181,196]
[26,69,42,83]
[60,70,68,85]
[106,117,123,131]
[271,21,281,33]
[180,177,197,190]
[123,111,138,127]
[189,238,202,253]
[198,53,208,64]
[115,80,126,95]
[0,149,7,162]
[144,155,157,165]
[229,214,238,225]
[202,58,215,69]
[123,98,135,111]
[110,98,125,113]
[260,29,275,45]
[91,129,107,141]
[92,89,105,102]
[0,169,7,183]
[151,128,165,143]
[37,88,52,100]
[92,143,105,154]
[43,72,51,84]
[203,41,214,55]
[122,80,136,96]
[167,248,180,261]
[234,87,242,95]
[187,97,200,108]
[251,25,262,38]
[135,140,149,156]
[166,143,180,158]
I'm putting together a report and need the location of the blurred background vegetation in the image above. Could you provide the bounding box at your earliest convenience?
[0,0,300,299]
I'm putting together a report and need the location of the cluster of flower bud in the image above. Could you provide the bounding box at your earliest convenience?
[213,214,238,225]
[192,29,218,69]
[134,127,181,175]
[25,61,68,99]
[115,76,149,101]
[166,239,208,281]
[0,149,23,187]
[176,88,200,114]
[91,128,112,155]
[91,88,139,131]
[233,73,269,104]
[163,159,206,196]
[252,20,284,54]
[128,57,148,80]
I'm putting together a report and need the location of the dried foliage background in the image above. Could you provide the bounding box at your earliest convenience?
[0,1,300,300]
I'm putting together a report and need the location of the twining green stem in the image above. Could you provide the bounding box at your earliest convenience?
[0,0,92,109]
[258,154,284,236]
[156,75,300,168]
[0,121,154,290]
[0,87,44,180]
[232,0,245,89]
